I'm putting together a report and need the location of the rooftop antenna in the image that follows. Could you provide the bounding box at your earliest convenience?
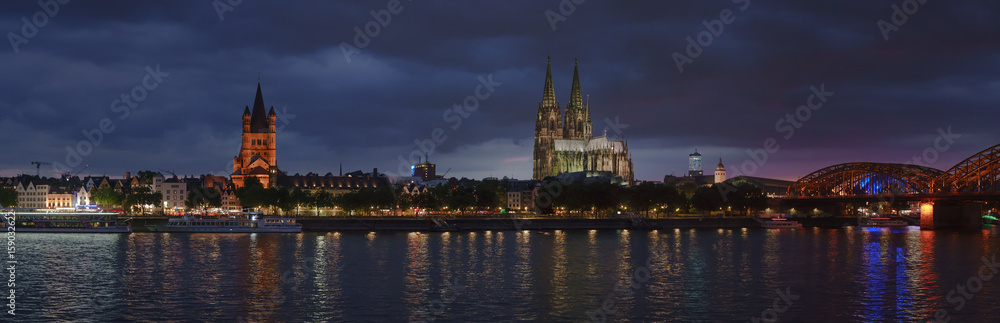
[424,152,429,164]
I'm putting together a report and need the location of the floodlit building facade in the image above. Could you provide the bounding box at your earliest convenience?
[232,83,280,188]
[532,58,634,183]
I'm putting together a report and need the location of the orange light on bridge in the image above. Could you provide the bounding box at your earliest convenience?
[920,202,934,229]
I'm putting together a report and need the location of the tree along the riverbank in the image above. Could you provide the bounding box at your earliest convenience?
[0,188,17,207]
[231,177,770,217]
[90,186,123,209]
[123,186,162,215]
[185,186,222,212]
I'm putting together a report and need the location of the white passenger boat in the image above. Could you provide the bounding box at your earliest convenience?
[758,217,803,229]
[858,217,909,228]
[146,213,301,233]
[3,211,131,233]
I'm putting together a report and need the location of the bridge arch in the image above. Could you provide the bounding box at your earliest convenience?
[787,162,942,197]
[936,143,1000,193]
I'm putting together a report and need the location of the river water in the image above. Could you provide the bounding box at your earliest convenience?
[11,226,1000,322]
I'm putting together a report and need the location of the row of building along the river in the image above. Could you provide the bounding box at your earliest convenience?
[0,59,794,217]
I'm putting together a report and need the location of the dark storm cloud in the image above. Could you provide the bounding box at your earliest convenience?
[2,0,999,181]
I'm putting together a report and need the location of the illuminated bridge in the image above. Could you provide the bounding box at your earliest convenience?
[783,143,1000,229]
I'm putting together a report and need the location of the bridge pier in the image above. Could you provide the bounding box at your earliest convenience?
[919,201,981,230]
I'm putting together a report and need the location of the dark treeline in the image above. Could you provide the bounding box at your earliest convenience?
[537,180,767,217]
[234,177,507,216]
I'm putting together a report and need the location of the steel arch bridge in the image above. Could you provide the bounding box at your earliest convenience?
[935,143,1000,193]
[788,143,1000,198]
[787,162,943,198]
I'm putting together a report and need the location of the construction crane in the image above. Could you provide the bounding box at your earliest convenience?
[159,169,176,177]
[31,161,51,176]
[441,168,451,178]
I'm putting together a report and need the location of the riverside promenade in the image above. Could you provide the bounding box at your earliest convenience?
[129,216,861,232]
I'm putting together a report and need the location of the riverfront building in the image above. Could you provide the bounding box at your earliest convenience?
[232,83,280,188]
[532,58,634,184]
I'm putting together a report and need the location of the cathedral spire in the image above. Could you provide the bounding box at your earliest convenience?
[568,58,584,110]
[541,56,557,108]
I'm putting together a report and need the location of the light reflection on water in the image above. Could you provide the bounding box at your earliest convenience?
[12,228,1000,321]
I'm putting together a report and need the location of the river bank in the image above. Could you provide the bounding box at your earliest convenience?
[127,216,861,232]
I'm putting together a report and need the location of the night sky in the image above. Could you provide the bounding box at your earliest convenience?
[2,1,998,182]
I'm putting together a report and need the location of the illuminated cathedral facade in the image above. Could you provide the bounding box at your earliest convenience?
[232,83,280,188]
[532,58,634,183]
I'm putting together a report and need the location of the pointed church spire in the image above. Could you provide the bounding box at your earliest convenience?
[541,56,557,108]
[249,82,268,132]
[569,58,584,110]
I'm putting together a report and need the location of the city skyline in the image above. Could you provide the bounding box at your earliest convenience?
[3,1,999,182]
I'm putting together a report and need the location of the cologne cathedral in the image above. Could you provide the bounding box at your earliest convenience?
[532,58,634,183]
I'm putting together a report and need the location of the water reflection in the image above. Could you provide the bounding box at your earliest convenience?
[13,227,1000,322]
[513,230,535,320]
[404,232,430,316]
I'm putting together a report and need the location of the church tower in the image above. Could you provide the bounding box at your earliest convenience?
[232,82,279,188]
[563,59,591,140]
[715,157,727,184]
[533,57,563,180]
